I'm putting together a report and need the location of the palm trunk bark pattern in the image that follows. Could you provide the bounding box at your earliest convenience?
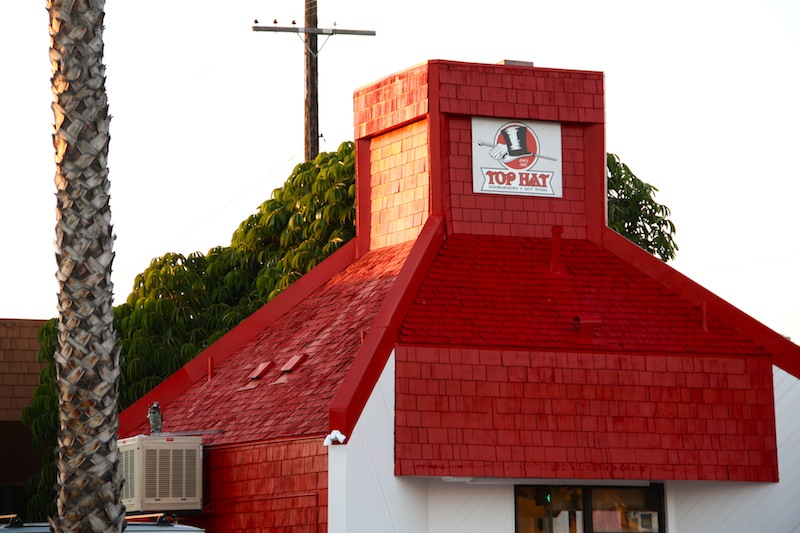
[47,0,124,531]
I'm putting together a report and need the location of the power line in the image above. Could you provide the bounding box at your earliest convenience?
[114,151,304,284]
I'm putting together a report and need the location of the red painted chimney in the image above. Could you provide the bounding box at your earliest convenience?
[353,60,606,254]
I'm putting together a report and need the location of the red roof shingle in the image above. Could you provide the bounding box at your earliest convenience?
[400,234,769,356]
[122,242,414,445]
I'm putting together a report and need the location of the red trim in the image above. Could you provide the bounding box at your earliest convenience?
[329,215,446,435]
[355,137,372,256]
[428,62,443,219]
[584,123,606,245]
[601,227,800,370]
[119,239,359,437]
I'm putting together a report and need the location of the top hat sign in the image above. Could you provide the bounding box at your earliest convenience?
[472,118,562,197]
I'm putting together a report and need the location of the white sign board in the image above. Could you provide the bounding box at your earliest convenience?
[472,118,562,197]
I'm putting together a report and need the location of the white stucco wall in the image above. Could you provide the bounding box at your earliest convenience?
[331,359,800,533]
[428,481,515,532]
[328,351,429,533]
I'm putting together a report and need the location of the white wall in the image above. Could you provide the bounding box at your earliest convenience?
[328,351,429,533]
[332,360,800,533]
[429,481,515,533]
[667,366,800,533]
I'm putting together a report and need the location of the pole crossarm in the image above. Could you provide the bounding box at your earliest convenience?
[253,25,376,36]
[252,3,375,162]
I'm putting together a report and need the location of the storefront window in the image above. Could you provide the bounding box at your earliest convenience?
[516,484,663,533]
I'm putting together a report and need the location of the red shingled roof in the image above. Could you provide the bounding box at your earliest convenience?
[400,233,769,355]
[120,241,414,445]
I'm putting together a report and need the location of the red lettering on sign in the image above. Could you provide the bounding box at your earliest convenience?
[539,173,548,187]
[487,171,517,186]
[519,172,550,188]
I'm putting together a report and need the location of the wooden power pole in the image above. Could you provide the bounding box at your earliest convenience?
[253,1,375,162]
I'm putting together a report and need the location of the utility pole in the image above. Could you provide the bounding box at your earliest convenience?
[253,1,375,162]
[304,0,318,162]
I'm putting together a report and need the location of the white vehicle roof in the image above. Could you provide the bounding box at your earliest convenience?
[0,515,204,532]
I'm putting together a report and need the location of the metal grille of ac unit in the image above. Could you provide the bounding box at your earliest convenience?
[117,435,202,513]
[120,447,137,502]
[142,448,199,499]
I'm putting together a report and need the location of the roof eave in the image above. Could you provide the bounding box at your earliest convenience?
[601,227,800,374]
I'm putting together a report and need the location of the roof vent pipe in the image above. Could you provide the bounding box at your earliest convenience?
[701,301,708,332]
[574,316,602,341]
[550,226,564,274]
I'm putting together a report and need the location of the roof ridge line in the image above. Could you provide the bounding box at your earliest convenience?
[600,227,800,375]
[329,215,446,435]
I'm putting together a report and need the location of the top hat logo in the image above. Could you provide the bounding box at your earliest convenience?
[500,125,532,158]
[478,121,555,171]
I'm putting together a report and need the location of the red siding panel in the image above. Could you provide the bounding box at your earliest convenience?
[368,121,430,249]
[396,346,777,482]
[188,438,327,533]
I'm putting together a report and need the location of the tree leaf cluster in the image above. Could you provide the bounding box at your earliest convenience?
[607,153,678,261]
[116,141,355,407]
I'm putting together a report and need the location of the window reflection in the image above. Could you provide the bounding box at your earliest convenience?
[516,484,662,533]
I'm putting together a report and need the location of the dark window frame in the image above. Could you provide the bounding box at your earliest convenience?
[515,483,665,533]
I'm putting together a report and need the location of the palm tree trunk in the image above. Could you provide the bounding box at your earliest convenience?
[48,0,124,531]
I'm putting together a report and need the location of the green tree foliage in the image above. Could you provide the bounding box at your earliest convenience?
[22,144,672,520]
[607,153,677,261]
[21,319,58,520]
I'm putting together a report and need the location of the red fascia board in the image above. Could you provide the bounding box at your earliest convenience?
[119,239,359,438]
[426,58,604,80]
[427,62,443,218]
[772,345,800,380]
[601,227,800,369]
[355,138,372,255]
[329,215,446,435]
[584,123,607,245]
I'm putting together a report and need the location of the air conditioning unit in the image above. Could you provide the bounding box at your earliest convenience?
[118,435,203,513]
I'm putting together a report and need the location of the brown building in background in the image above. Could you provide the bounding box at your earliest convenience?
[0,318,47,515]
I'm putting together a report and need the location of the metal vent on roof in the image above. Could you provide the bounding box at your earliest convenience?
[497,59,534,67]
[248,361,273,379]
[271,354,308,384]
[573,316,602,343]
[237,361,274,391]
[281,354,308,372]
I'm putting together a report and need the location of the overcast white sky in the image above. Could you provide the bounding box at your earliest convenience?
[1,1,798,343]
